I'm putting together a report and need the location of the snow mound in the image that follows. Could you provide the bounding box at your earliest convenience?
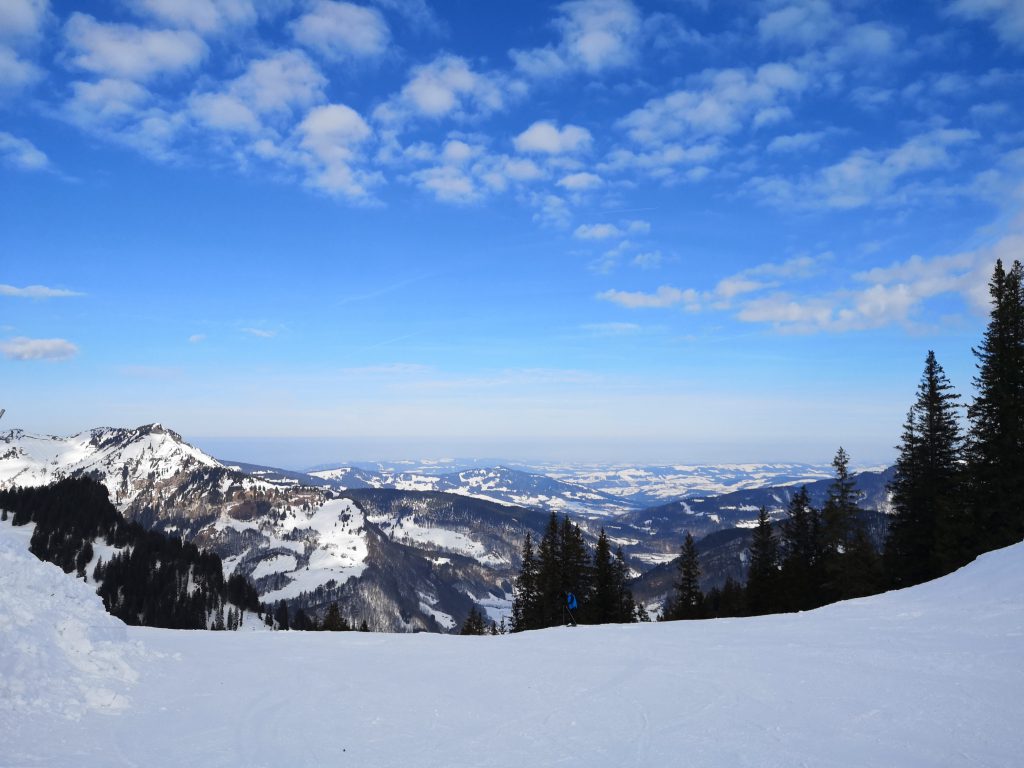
[0,524,147,720]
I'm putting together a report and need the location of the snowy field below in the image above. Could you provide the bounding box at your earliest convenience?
[2,523,1022,767]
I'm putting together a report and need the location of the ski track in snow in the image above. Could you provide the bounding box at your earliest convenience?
[1,519,1022,767]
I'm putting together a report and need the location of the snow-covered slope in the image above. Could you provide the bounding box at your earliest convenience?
[3,516,1021,766]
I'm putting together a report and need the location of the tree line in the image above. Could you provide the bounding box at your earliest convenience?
[1,476,260,630]
[508,511,649,631]
[659,258,1024,621]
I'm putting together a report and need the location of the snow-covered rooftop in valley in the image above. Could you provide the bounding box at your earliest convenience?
[3,516,1022,766]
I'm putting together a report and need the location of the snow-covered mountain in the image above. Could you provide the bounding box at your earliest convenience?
[0,424,222,507]
[306,459,842,510]
[0,426,546,631]
[310,464,635,516]
[0,425,894,630]
[3,517,1021,766]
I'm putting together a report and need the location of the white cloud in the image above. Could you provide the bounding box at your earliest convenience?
[598,285,697,308]
[557,171,603,190]
[759,1,839,46]
[514,120,592,154]
[948,0,1024,48]
[751,128,979,210]
[581,321,642,336]
[297,103,379,199]
[375,54,509,126]
[0,0,49,41]
[617,63,808,146]
[64,13,207,82]
[291,1,390,60]
[599,141,720,179]
[242,327,276,338]
[188,333,206,343]
[512,0,642,78]
[767,130,825,153]
[189,50,327,134]
[1,336,78,361]
[0,45,42,90]
[62,77,184,161]
[556,0,642,72]
[229,50,326,115]
[626,219,650,234]
[575,222,623,239]
[0,283,81,297]
[631,250,662,269]
[0,132,49,170]
[128,0,257,34]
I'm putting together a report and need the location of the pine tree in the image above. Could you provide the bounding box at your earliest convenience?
[885,351,966,586]
[820,447,878,601]
[510,532,540,632]
[322,602,347,631]
[535,513,563,627]
[613,546,637,623]
[967,259,1024,552]
[274,599,290,631]
[558,515,592,623]
[460,606,488,635]
[746,507,778,615]
[591,529,617,623]
[779,486,822,611]
[663,532,702,620]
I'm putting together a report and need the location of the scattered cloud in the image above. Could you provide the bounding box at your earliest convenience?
[759,1,840,47]
[0,131,49,171]
[291,1,390,61]
[63,13,207,82]
[127,0,257,34]
[242,327,276,338]
[513,121,592,154]
[947,0,1024,48]
[580,321,643,336]
[0,283,82,298]
[374,54,510,126]
[617,63,807,146]
[767,130,826,153]
[631,250,662,269]
[297,102,379,199]
[557,171,603,190]
[511,0,643,79]
[575,222,623,239]
[750,128,979,210]
[188,333,206,343]
[1,336,79,361]
[598,285,696,309]
[189,49,327,134]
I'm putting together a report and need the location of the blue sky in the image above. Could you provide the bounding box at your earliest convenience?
[2,0,1023,467]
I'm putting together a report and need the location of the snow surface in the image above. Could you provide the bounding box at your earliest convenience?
[2,519,1022,766]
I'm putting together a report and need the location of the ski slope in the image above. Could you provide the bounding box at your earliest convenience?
[2,521,1022,767]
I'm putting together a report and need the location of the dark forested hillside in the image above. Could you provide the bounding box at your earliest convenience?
[0,477,259,629]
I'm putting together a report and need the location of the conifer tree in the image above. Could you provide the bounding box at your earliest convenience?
[820,448,879,601]
[460,606,488,635]
[510,532,540,632]
[779,486,822,611]
[967,258,1024,552]
[886,351,965,586]
[322,602,347,631]
[274,599,290,631]
[591,529,617,623]
[663,532,702,620]
[746,507,778,615]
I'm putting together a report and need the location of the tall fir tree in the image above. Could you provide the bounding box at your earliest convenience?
[779,485,823,611]
[885,351,966,586]
[510,532,540,632]
[746,507,779,615]
[820,448,880,601]
[966,258,1024,552]
[663,532,702,620]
